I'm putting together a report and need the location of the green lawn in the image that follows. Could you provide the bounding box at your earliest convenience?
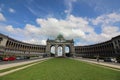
[0,58,120,80]
[0,61,38,73]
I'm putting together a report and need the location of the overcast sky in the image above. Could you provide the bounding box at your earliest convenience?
[0,0,120,45]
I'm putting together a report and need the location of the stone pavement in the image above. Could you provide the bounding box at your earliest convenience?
[73,57,120,71]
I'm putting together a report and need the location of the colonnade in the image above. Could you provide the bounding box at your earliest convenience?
[75,35,120,58]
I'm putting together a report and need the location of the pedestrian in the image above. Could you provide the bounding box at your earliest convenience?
[97,57,99,62]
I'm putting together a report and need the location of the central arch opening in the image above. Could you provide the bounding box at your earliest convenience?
[57,46,63,56]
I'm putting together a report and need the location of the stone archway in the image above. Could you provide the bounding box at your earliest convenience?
[46,34,75,57]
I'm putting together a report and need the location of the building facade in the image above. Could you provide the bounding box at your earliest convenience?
[0,33,46,58]
[0,33,120,59]
[75,35,120,58]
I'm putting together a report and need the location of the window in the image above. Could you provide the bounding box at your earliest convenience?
[118,40,120,47]
[0,37,3,44]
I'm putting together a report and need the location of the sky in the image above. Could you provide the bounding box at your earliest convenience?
[0,0,120,46]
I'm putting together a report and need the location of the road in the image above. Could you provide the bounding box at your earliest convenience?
[0,58,42,65]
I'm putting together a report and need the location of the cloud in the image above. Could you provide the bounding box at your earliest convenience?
[25,24,40,34]
[1,15,94,45]
[36,15,93,39]
[23,39,46,45]
[27,7,38,16]
[64,0,77,17]
[81,0,120,13]
[0,13,6,21]
[90,12,120,42]
[0,8,2,12]
[92,12,120,25]
[0,12,120,46]
[26,2,50,17]
[0,4,4,12]
[101,26,120,39]
[6,25,15,32]
[3,25,24,37]
[9,8,15,13]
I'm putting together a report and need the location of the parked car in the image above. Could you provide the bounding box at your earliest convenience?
[8,56,16,61]
[104,58,112,62]
[116,57,120,63]
[16,57,21,60]
[3,57,9,61]
[3,56,16,61]
[0,57,3,61]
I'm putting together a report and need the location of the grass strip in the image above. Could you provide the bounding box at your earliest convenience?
[0,58,119,80]
[73,58,120,71]
[0,60,42,73]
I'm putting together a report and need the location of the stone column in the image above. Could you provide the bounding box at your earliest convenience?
[112,40,118,54]
[55,45,58,57]
[45,43,51,57]
[70,44,75,57]
[62,45,66,57]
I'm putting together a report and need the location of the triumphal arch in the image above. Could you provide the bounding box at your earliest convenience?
[46,35,75,57]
